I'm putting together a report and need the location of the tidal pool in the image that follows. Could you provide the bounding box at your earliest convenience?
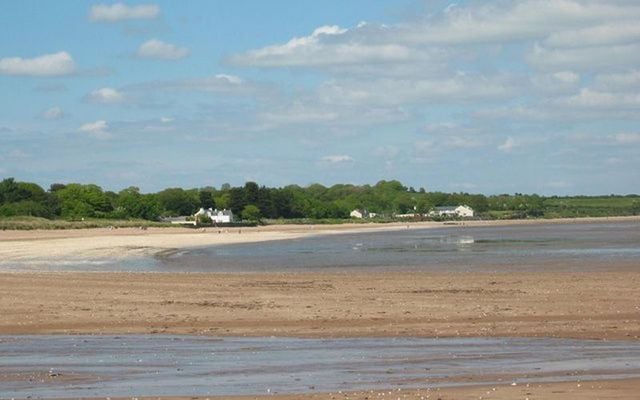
[2,335,640,398]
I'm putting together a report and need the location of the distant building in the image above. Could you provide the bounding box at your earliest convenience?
[195,208,235,223]
[350,209,377,219]
[429,205,475,218]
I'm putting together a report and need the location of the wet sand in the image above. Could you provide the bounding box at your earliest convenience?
[1,271,639,340]
[3,335,640,399]
[125,378,640,400]
[7,378,640,400]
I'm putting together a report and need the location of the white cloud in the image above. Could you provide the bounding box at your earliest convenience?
[214,74,243,84]
[79,120,111,140]
[447,136,485,149]
[160,116,174,123]
[129,74,253,95]
[615,133,640,144]
[321,155,354,164]
[87,87,125,104]
[474,105,547,121]
[259,101,339,126]
[318,75,514,106]
[402,0,640,45]
[228,24,417,67]
[527,43,640,71]
[89,3,159,22]
[137,39,190,60]
[594,70,640,91]
[374,145,400,159]
[414,140,436,155]
[0,51,75,76]
[7,149,30,159]
[544,21,640,48]
[531,71,580,94]
[555,88,640,109]
[498,137,517,153]
[422,122,486,149]
[228,0,640,77]
[43,106,64,120]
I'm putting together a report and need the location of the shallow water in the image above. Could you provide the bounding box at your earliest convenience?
[157,221,640,273]
[152,222,640,272]
[2,335,640,398]
[0,336,640,398]
[2,220,639,272]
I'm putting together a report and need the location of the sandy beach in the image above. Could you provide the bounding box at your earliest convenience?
[1,270,639,340]
[1,217,639,399]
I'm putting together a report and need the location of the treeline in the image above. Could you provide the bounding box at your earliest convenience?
[1,177,639,221]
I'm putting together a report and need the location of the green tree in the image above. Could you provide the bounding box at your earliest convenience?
[54,183,112,218]
[199,189,215,209]
[116,187,161,220]
[241,204,262,222]
[156,188,199,216]
[228,187,246,214]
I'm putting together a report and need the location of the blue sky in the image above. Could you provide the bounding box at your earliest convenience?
[1,1,638,195]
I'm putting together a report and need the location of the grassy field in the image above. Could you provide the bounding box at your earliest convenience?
[542,196,640,218]
[0,216,173,230]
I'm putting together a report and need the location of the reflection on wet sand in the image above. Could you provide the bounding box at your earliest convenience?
[2,335,640,398]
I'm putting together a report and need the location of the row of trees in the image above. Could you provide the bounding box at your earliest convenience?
[1,177,638,221]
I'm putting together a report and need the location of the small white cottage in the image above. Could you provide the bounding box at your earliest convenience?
[350,209,378,219]
[429,205,475,218]
[195,208,235,223]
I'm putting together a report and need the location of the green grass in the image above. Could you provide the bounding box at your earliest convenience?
[543,196,640,217]
[0,216,173,230]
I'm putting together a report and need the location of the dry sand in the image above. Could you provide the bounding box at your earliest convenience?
[1,216,639,399]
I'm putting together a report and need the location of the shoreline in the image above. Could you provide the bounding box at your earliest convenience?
[2,217,639,398]
[1,215,638,264]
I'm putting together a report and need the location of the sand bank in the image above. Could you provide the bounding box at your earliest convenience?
[1,270,639,340]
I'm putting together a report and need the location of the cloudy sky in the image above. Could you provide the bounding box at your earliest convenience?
[1,1,638,194]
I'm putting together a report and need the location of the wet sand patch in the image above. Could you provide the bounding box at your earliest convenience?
[2,335,640,398]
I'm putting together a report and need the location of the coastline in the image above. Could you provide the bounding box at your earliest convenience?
[2,216,639,399]
[1,215,638,264]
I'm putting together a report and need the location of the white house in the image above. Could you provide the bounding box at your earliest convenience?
[195,208,235,223]
[429,205,475,218]
[350,209,378,219]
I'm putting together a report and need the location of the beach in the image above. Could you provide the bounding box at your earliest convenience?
[1,270,639,339]
[1,217,639,399]
[1,216,637,263]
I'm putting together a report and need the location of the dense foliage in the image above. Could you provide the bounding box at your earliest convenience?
[1,177,638,222]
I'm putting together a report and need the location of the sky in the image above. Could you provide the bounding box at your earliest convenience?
[0,0,638,195]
